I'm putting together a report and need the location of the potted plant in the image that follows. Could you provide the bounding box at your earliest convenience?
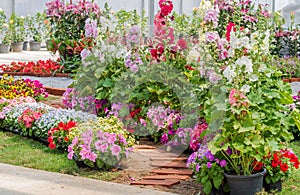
[27,12,47,51]
[187,145,229,194]
[0,8,11,53]
[8,13,25,52]
[261,148,299,192]
[187,1,300,194]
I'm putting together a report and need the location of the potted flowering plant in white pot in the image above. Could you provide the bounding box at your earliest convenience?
[186,1,300,194]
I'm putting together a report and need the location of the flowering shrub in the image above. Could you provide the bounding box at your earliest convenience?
[190,0,300,177]
[262,149,300,184]
[47,120,77,150]
[0,74,48,100]
[0,59,63,74]
[187,145,228,194]
[46,0,101,72]
[67,116,135,170]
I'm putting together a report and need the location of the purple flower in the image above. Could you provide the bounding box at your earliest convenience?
[196,163,200,172]
[207,162,212,168]
[80,49,91,61]
[186,152,197,167]
[85,18,98,38]
[220,160,227,167]
[226,147,232,155]
[67,150,74,160]
[204,151,215,161]
[111,144,121,157]
[161,133,169,144]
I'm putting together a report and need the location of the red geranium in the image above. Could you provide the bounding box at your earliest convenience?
[48,120,77,150]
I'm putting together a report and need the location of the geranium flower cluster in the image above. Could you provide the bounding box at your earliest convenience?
[18,108,43,128]
[48,120,77,149]
[187,145,227,194]
[0,59,62,74]
[261,149,299,184]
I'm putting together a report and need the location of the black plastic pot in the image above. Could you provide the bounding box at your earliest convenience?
[263,179,282,192]
[224,169,266,195]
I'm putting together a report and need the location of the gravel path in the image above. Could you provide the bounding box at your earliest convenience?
[14,76,73,89]
[291,82,300,96]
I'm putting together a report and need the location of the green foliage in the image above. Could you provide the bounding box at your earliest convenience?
[8,13,25,43]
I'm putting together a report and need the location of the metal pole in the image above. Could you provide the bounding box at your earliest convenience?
[272,0,275,12]
[12,0,15,14]
[141,0,145,20]
[149,0,155,37]
[179,0,183,15]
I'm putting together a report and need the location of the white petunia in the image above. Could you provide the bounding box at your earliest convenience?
[236,56,253,74]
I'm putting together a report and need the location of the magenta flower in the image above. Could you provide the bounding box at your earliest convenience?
[207,162,212,168]
[111,145,121,157]
[220,160,227,167]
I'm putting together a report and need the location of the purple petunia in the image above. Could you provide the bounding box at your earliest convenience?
[207,162,212,168]
[220,160,227,167]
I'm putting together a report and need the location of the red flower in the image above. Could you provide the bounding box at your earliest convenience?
[280,163,289,172]
[177,38,187,50]
[49,142,56,149]
[271,159,280,168]
[253,161,263,171]
[47,136,53,143]
[66,121,77,129]
[226,22,236,41]
[150,48,158,59]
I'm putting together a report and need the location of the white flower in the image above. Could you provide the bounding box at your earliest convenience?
[223,66,236,83]
[187,46,200,64]
[249,74,258,82]
[241,85,251,94]
[20,15,25,19]
[236,56,253,74]
[239,36,251,50]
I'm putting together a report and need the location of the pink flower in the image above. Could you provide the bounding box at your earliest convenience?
[111,144,121,157]
[100,143,108,153]
[106,134,116,144]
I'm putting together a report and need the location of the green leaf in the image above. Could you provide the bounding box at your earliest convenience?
[213,176,223,189]
[203,181,213,195]
[201,175,209,184]
[103,78,113,87]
